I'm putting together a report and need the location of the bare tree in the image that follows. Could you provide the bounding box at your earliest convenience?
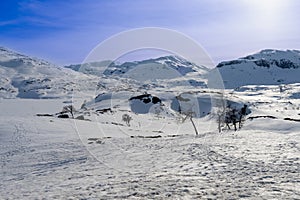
[187,111,199,136]
[238,104,248,129]
[214,94,227,133]
[213,92,248,132]
[179,109,199,136]
[62,105,76,118]
[224,104,248,131]
[122,114,132,126]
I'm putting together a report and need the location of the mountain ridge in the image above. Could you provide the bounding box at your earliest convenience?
[1,46,300,99]
[0,46,95,99]
[216,49,300,89]
[64,55,209,77]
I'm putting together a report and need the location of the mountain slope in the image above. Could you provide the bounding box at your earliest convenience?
[65,55,208,78]
[2,47,300,100]
[0,47,95,99]
[217,49,300,89]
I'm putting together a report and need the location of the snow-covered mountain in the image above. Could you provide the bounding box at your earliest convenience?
[0,47,95,99]
[1,47,300,199]
[103,55,208,77]
[0,47,214,120]
[65,55,208,81]
[65,49,300,91]
[64,55,213,117]
[65,60,113,76]
[217,49,300,89]
[2,46,300,120]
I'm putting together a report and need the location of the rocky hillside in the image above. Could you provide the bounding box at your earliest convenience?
[0,47,95,99]
[216,49,300,89]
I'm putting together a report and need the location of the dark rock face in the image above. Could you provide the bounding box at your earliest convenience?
[276,59,299,69]
[254,59,270,68]
[129,94,162,104]
[96,108,113,114]
[217,58,300,69]
[129,94,162,114]
[57,114,69,118]
[216,60,246,68]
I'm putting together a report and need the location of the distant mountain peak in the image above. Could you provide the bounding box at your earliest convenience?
[65,55,208,78]
[0,46,95,99]
[0,46,53,68]
[217,49,300,69]
[216,49,300,89]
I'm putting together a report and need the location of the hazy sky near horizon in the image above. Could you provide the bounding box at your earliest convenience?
[0,0,299,65]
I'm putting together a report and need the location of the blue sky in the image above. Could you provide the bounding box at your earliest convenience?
[0,0,299,65]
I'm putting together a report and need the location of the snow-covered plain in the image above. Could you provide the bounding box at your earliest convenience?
[0,48,300,199]
[1,96,299,199]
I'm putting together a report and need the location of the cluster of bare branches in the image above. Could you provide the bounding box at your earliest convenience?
[215,95,248,132]
[61,105,76,118]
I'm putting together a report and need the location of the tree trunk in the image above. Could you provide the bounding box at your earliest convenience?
[218,115,221,133]
[190,116,198,135]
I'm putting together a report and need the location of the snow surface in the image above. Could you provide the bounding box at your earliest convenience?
[0,47,300,199]
[0,96,299,199]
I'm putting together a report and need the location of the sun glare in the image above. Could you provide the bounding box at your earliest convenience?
[249,0,283,16]
[244,0,287,33]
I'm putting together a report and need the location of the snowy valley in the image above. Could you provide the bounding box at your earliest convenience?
[0,47,299,199]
